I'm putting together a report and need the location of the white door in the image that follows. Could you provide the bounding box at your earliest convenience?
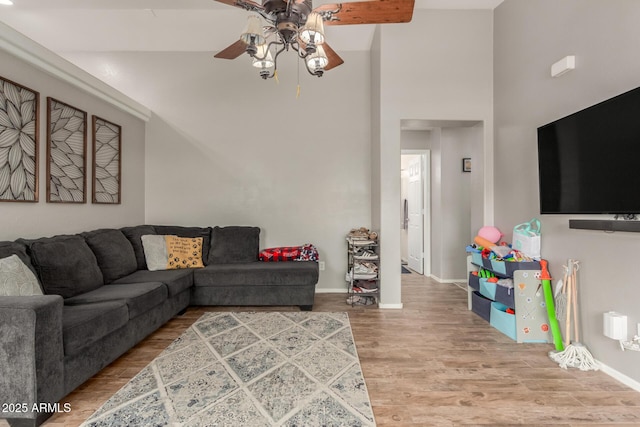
[407,156,424,274]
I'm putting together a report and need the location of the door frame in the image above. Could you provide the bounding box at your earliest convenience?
[401,149,431,277]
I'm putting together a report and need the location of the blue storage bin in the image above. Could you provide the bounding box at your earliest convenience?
[479,278,497,300]
[471,291,491,323]
[468,273,480,291]
[490,302,516,340]
[494,283,515,307]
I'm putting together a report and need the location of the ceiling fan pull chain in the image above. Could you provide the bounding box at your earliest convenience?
[296,54,301,98]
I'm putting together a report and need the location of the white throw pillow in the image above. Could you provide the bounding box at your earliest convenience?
[0,254,43,296]
[141,235,170,271]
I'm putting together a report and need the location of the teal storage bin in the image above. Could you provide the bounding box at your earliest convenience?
[471,252,483,266]
[479,278,497,300]
[490,302,516,340]
[490,259,507,275]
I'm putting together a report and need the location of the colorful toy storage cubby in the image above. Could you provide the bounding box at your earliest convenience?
[467,253,552,343]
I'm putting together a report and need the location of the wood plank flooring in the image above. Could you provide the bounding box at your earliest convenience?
[5,272,640,426]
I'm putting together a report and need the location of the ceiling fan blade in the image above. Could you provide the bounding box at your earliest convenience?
[322,43,344,71]
[213,0,265,11]
[315,0,415,25]
[214,40,248,59]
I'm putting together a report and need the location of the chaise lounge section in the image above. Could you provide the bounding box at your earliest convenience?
[0,225,319,427]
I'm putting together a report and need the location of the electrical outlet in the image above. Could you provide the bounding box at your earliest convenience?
[319,261,325,271]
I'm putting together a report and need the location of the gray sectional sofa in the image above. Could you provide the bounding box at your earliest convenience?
[0,225,319,427]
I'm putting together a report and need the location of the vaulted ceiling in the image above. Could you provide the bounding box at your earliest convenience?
[1,0,504,54]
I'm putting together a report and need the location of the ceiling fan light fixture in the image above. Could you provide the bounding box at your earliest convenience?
[299,12,325,45]
[252,44,274,69]
[306,44,328,74]
[240,15,266,48]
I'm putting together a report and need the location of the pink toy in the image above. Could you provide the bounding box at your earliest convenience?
[478,226,502,244]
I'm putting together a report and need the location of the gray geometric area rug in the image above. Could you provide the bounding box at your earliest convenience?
[81,312,376,427]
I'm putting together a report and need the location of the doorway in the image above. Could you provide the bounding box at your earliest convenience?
[400,119,483,283]
[401,150,430,276]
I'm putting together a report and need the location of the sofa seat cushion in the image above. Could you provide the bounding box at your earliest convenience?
[193,262,319,287]
[63,282,167,319]
[19,235,104,298]
[62,301,128,356]
[113,269,193,298]
[81,229,137,284]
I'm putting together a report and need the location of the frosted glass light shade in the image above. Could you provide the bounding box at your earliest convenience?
[0,0,14,5]
[306,45,328,71]
[299,12,325,45]
[240,15,265,46]
[252,44,274,68]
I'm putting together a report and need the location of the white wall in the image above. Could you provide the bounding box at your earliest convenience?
[374,9,494,305]
[0,48,146,240]
[67,50,372,292]
[494,0,640,383]
[438,127,473,281]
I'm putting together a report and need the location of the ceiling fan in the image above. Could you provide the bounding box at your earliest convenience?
[213,0,415,79]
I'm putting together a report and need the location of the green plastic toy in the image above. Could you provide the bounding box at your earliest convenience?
[540,259,564,351]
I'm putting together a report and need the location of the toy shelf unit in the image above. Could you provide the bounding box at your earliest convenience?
[467,253,552,343]
[346,237,379,307]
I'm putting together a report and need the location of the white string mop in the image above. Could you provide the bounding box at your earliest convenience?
[549,259,599,371]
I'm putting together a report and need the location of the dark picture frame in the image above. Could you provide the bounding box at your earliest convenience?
[0,76,39,202]
[92,116,121,204]
[462,157,471,173]
[47,97,87,203]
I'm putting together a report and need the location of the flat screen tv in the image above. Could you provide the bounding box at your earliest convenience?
[537,86,640,215]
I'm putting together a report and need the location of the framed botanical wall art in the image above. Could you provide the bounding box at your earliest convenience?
[47,98,87,203]
[92,116,121,204]
[0,76,39,202]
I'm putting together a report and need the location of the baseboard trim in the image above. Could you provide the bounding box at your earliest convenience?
[597,360,640,392]
[430,275,467,284]
[315,288,347,294]
[378,303,403,309]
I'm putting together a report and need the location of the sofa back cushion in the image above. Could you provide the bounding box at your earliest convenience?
[153,225,212,265]
[81,229,137,284]
[19,235,104,298]
[120,225,157,270]
[208,226,260,264]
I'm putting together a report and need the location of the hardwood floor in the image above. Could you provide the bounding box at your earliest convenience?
[6,273,640,426]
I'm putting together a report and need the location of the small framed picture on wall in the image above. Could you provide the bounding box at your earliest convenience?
[462,158,471,173]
